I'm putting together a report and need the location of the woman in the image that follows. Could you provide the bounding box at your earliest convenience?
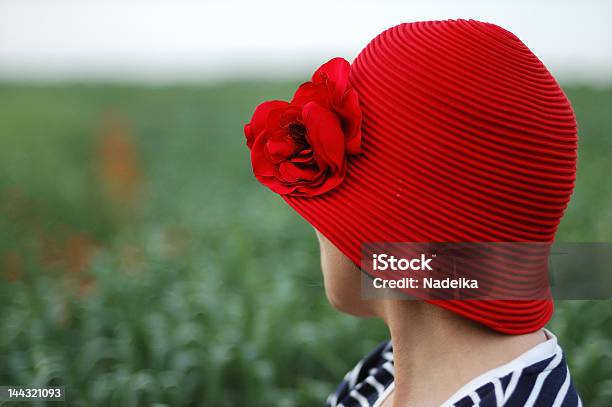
[244,19,582,406]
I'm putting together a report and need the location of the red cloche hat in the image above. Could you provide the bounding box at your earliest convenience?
[244,19,578,334]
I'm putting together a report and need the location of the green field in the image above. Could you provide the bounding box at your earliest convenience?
[0,83,611,406]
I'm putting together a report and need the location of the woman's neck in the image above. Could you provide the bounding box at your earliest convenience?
[377,300,546,407]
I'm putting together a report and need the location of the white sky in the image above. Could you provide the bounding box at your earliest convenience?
[0,0,611,83]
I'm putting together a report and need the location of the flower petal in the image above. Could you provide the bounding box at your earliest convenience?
[279,105,302,126]
[260,176,297,195]
[291,81,329,108]
[302,101,345,171]
[251,131,275,177]
[336,89,362,155]
[265,133,299,162]
[245,100,288,148]
[290,148,315,164]
[292,161,347,197]
[278,161,321,182]
[312,57,350,99]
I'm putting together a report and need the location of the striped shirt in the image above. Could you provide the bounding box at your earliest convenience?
[326,329,581,407]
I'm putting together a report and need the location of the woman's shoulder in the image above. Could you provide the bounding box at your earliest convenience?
[448,346,581,407]
[326,331,582,407]
[326,340,394,407]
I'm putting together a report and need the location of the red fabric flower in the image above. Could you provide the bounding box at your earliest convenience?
[244,58,362,197]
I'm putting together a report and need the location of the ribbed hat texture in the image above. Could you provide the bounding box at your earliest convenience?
[283,20,578,334]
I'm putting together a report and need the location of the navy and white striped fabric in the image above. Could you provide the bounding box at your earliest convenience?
[326,331,582,407]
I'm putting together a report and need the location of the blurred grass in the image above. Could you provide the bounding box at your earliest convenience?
[0,83,610,406]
